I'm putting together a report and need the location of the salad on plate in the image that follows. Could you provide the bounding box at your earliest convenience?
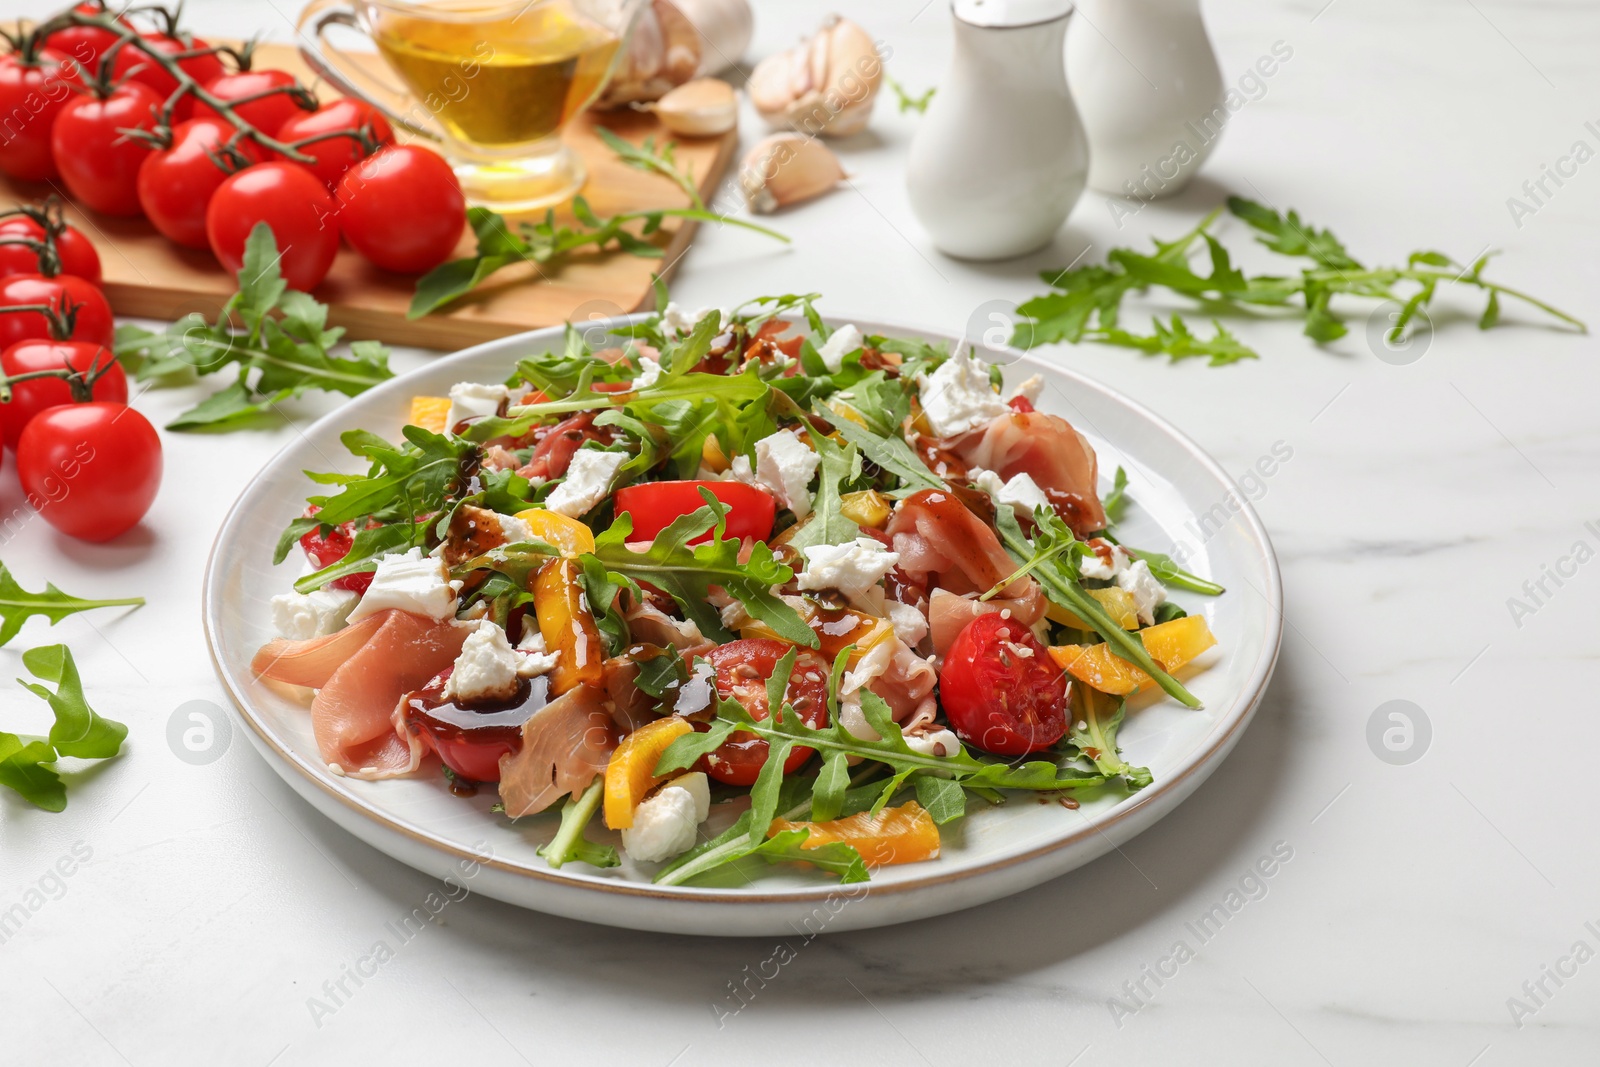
[251,295,1224,887]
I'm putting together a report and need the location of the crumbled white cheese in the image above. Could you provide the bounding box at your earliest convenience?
[887,601,929,648]
[271,587,358,641]
[1007,374,1044,404]
[514,627,561,677]
[903,728,962,758]
[719,600,751,630]
[753,430,819,518]
[661,303,725,338]
[347,548,457,622]
[798,537,900,601]
[496,511,535,545]
[446,381,509,430]
[1117,558,1167,626]
[1079,541,1131,582]
[969,467,1052,519]
[443,620,524,704]
[630,354,662,391]
[545,447,627,518]
[816,323,863,373]
[620,773,709,863]
[917,348,1007,436]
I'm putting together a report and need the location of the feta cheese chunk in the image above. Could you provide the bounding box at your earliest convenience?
[630,354,662,390]
[816,323,864,373]
[515,625,561,677]
[544,447,627,518]
[1079,540,1131,582]
[753,430,820,518]
[446,381,509,430]
[271,587,358,641]
[443,620,525,704]
[661,302,725,338]
[798,537,900,601]
[620,773,709,863]
[346,547,457,623]
[903,728,961,758]
[969,467,1052,519]
[886,601,929,648]
[1117,558,1168,626]
[917,348,1007,436]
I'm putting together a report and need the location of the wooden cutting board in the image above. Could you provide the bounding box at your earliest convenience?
[0,43,740,348]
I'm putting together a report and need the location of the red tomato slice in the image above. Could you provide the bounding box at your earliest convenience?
[694,639,830,786]
[938,612,1068,755]
[614,480,776,543]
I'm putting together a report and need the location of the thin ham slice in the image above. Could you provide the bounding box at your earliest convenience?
[497,684,617,817]
[886,488,1037,601]
[950,411,1107,536]
[927,587,1046,658]
[252,609,468,780]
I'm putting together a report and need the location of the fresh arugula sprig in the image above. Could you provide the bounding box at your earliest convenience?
[1014,198,1585,363]
[538,778,618,870]
[0,562,143,647]
[1094,466,1226,596]
[885,75,935,114]
[1,645,127,812]
[596,128,707,210]
[1070,685,1151,790]
[115,225,394,430]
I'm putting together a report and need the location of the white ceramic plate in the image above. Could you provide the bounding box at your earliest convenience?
[203,315,1282,937]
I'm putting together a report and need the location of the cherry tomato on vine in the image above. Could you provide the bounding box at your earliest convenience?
[43,3,127,69]
[0,47,84,180]
[0,216,102,285]
[17,401,161,542]
[336,145,465,274]
[0,274,113,349]
[138,118,261,249]
[938,612,1068,756]
[275,98,393,189]
[693,639,831,786]
[191,69,314,138]
[0,338,126,449]
[51,79,162,216]
[109,32,225,122]
[206,162,339,291]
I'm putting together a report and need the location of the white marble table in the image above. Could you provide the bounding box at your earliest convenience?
[1,0,1596,1062]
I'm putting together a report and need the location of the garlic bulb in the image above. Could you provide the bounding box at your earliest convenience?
[597,0,702,107]
[739,134,846,214]
[747,15,882,138]
[650,77,738,136]
[672,0,754,76]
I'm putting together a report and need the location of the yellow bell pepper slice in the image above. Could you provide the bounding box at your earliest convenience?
[408,396,451,434]
[840,490,892,529]
[604,716,694,829]
[1048,615,1218,695]
[533,558,604,694]
[770,801,940,867]
[514,508,596,557]
[1045,587,1143,631]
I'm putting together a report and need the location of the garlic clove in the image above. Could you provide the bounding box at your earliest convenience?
[738,133,845,214]
[747,15,883,138]
[597,0,703,107]
[651,77,738,137]
[671,0,754,76]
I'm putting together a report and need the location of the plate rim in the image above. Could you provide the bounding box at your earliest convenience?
[202,313,1284,906]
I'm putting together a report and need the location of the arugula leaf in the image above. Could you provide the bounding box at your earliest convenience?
[1069,685,1151,789]
[537,778,619,870]
[118,226,394,430]
[886,75,936,114]
[585,492,812,646]
[784,423,861,554]
[19,645,126,759]
[596,128,705,210]
[1227,195,1361,271]
[0,562,144,647]
[1101,466,1130,526]
[1096,316,1259,366]
[825,412,943,494]
[577,554,630,656]
[0,732,64,812]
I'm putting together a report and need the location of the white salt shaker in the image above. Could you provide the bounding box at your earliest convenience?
[1065,0,1226,198]
[907,0,1086,260]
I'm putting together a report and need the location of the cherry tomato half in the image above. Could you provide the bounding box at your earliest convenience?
[695,639,830,786]
[335,145,465,274]
[206,162,339,291]
[17,401,161,541]
[298,506,376,593]
[51,79,162,216]
[0,48,84,180]
[0,338,126,449]
[138,118,261,249]
[275,98,393,189]
[0,274,113,348]
[109,33,225,121]
[192,69,314,138]
[0,216,101,285]
[938,612,1068,756]
[614,480,776,544]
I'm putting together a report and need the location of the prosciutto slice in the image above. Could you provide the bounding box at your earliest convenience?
[950,411,1107,535]
[886,489,1038,601]
[498,683,618,817]
[252,610,468,779]
[927,587,1046,658]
